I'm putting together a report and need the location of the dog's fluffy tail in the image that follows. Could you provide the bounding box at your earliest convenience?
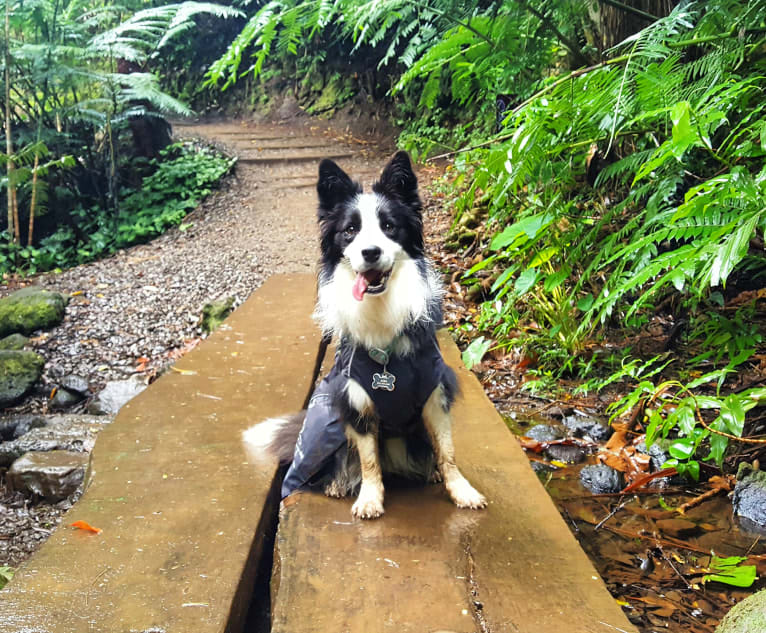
[242,412,305,465]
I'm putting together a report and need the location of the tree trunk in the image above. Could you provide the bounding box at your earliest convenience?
[4,0,16,241]
[28,151,38,245]
[595,1,680,52]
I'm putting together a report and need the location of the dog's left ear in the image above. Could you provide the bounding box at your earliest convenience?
[374,151,418,202]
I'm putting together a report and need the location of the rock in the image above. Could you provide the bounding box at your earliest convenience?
[563,414,613,441]
[0,333,29,350]
[580,464,623,494]
[716,590,766,633]
[200,297,235,333]
[7,450,89,502]
[0,286,67,337]
[635,439,670,472]
[87,375,147,415]
[59,374,90,396]
[50,387,84,410]
[545,444,586,464]
[0,414,110,466]
[656,518,699,538]
[526,424,564,443]
[732,464,766,529]
[0,414,47,440]
[0,350,45,408]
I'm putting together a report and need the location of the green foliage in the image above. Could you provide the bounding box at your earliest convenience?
[702,556,758,588]
[0,566,13,590]
[460,0,766,374]
[1,0,240,245]
[607,376,766,479]
[0,142,235,275]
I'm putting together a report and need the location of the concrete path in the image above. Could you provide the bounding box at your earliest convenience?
[0,275,319,632]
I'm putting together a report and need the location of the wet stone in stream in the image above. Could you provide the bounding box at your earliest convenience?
[579,464,623,494]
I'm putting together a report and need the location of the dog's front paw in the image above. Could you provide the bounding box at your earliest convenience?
[447,477,487,510]
[351,484,384,519]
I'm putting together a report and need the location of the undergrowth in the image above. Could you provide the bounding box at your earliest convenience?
[0,142,235,275]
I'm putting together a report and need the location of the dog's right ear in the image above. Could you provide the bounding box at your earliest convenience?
[317,160,360,213]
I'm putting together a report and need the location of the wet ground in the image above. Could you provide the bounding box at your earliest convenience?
[505,415,766,633]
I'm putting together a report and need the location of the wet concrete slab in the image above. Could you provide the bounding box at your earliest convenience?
[271,331,639,633]
[0,274,320,633]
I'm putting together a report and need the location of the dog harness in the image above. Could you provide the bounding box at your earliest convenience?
[280,334,449,498]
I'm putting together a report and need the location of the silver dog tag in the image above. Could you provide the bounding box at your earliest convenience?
[372,370,396,391]
[368,347,390,365]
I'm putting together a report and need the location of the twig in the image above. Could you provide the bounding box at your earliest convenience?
[677,476,733,514]
[659,548,694,590]
[595,497,631,530]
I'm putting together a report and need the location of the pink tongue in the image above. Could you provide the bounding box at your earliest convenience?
[352,273,369,301]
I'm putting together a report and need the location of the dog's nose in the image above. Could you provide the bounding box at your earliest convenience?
[361,246,381,263]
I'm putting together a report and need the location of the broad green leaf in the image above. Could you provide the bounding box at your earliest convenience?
[670,101,697,159]
[720,394,745,437]
[514,267,538,295]
[489,214,551,251]
[462,336,491,370]
[669,438,695,460]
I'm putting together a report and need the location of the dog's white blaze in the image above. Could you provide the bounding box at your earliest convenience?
[343,193,399,273]
[315,256,440,350]
[346,425,385,519]
[422,386,487,510]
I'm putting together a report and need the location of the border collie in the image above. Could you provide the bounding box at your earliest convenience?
[243,151,486,519]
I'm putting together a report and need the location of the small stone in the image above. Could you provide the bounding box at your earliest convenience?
[0,333,29,350]
[87,375,147,416]
[50,387,84,410]
[59,374,90,396]
[526,424,564,443]
[7,450,89,502]
[545,444,586,464]
[0,414,110,466]
[0,349,45,408]
[563,414,613,441]
[656,518,699,538]
[0,414,47,440]
[732,464,766,529]
[580,464,623,494]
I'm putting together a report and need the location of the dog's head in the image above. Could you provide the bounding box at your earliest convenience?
[316,151,423,301]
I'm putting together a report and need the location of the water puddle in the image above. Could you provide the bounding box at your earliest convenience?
[504,414,766,633]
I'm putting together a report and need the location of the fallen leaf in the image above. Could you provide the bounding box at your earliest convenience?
[70,520,102,534]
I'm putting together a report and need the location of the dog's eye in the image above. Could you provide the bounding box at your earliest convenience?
[382,221,395,233]
[343,225,358,238]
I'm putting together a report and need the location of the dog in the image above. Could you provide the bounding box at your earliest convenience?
[243,151,486,519]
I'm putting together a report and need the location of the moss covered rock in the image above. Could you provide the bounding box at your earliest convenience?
[201,297,235,333]
[0,333,29,350]
[0,287,67,337]
[0,350,45,408]
[716,590,766,633]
